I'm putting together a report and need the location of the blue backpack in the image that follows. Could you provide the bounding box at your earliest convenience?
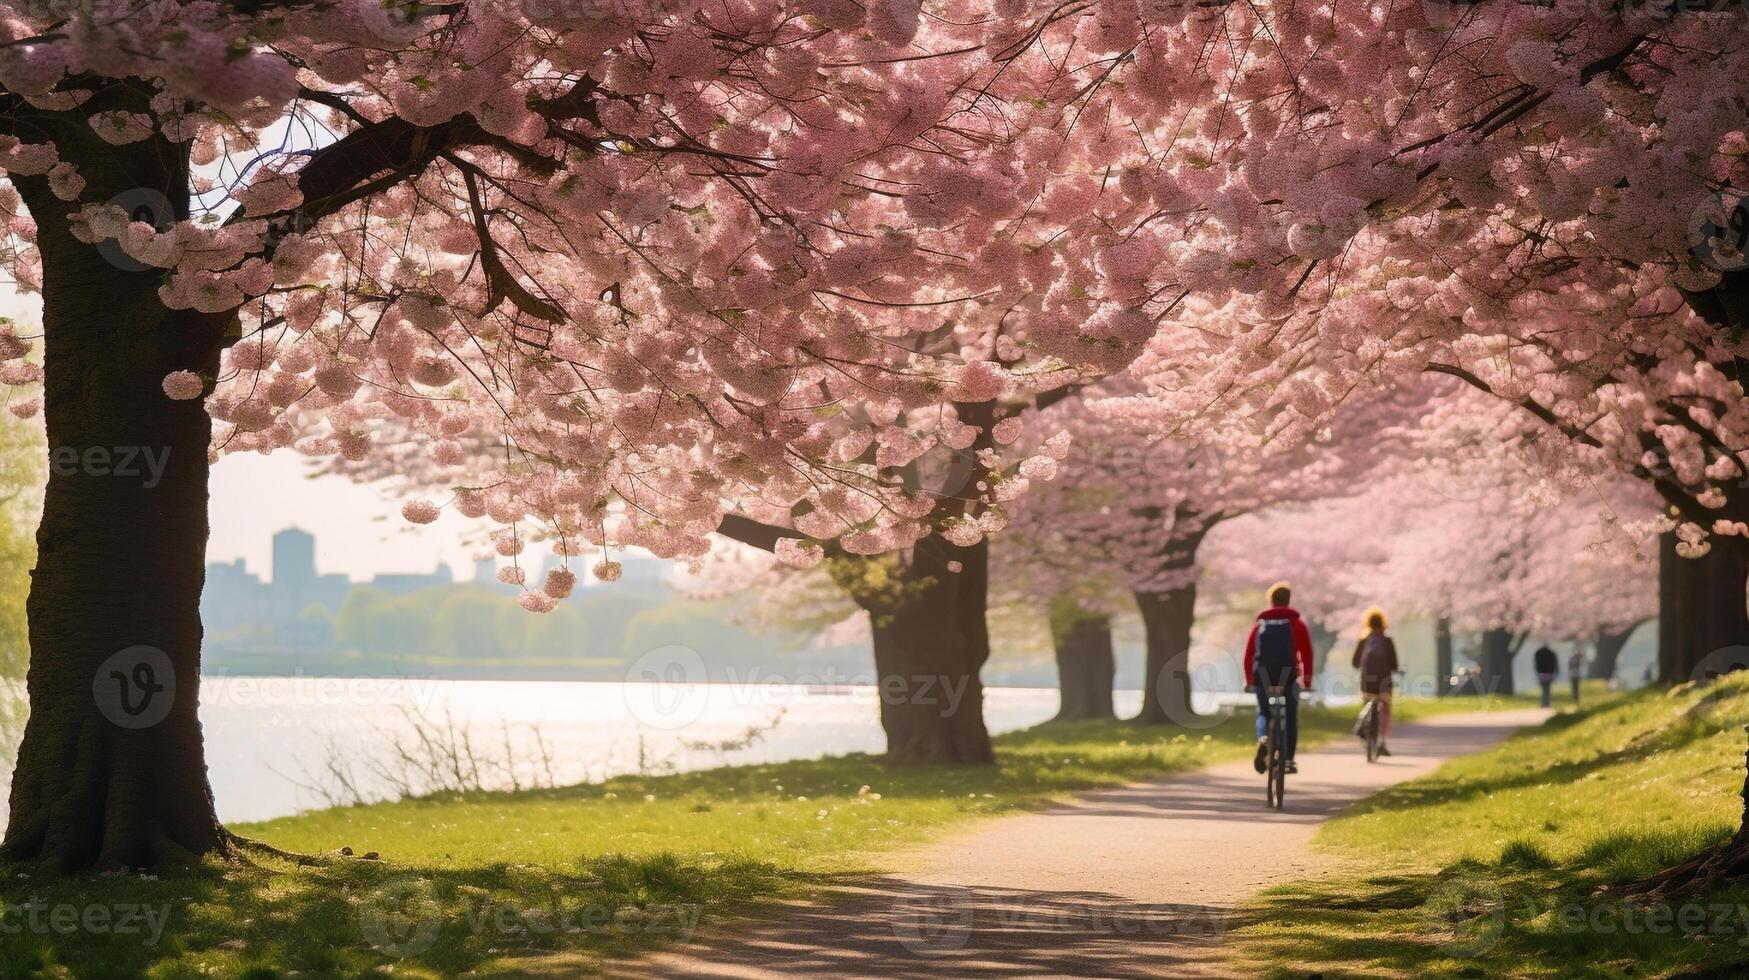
[1255,618,1298,674]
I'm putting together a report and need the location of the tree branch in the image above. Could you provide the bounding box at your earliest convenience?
[715,514,798,554]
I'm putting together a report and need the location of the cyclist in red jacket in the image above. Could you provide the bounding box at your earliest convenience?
[1245,582,1317,775]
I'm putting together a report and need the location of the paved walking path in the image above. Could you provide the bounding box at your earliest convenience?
[617,708,1550,979]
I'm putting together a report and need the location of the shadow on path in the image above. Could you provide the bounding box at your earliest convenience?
[616,708,1548,979]
[617,877,1249,978]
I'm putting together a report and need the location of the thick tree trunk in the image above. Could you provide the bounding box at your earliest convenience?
[1435,617,1454,696]
[1658,531,1749,683]
[1658,531,1687,684]
[1701,534,1749,675]
[1132,584,1197,725]
[1051,607,1115,722]
[857,538,993,765]
[1476,628,1519,696]
[1129,523,1211,726]
[1589,623,1641,681]
[2,132,230,870]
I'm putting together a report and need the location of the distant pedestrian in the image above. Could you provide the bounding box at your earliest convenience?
[1568,647,1586,703]
[1533,644,1558,708]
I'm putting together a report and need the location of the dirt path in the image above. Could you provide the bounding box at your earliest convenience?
[616,708,1550,979]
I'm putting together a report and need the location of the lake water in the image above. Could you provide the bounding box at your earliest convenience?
[0,678,1152,824]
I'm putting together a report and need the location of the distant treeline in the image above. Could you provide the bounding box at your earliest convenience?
[327,583,789,666]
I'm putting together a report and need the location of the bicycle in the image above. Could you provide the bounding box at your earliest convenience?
[1263,684,1289,810]
[1357,672,1402,764]
[1358,698,1381,763]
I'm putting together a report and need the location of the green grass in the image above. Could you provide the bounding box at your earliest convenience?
[0,695,1508,978]
[1229,677,1749,978]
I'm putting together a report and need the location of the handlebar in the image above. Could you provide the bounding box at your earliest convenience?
[1244,685,1313,701]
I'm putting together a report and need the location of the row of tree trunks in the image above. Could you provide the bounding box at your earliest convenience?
[855,537,995,765]
[1050,604,1116,722]
[1476,628,1522,696]
[2,128,231,871]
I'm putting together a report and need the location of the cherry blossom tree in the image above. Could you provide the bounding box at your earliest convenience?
[994,363,1426,724]
[711,380,1082,763]
[0,0,1741,879]
[0,0,1167,869]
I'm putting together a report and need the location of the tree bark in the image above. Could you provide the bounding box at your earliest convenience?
[1132,584,1197,725]
[1589,623,1642,681]
[1658,531,1749,683]
[1701,534,1749,676]
[1659,530,1688,684]
[1435,617,1455,696]
[1129,522,1212,726]
[2,128,231,870]
[1476,628,1520,696]
[1051,606,1115,722]
[854,538,993,765]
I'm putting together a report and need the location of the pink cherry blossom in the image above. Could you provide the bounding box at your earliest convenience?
[400,500,441,525]
[161,371,204,401]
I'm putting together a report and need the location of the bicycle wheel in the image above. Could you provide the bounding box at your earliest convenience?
[1263,711,1278,808]
[1267,711,1286,810]
[1365,703,1379,763]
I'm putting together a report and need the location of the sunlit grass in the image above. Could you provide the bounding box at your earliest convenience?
[0,694,1522,977]
[1229,677,1749,978]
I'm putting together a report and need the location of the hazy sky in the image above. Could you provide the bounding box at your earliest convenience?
[210,452,491,582]
[4,285,495,583]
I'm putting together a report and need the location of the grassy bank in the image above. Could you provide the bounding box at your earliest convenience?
[0,695,1506,978]
[1229,678,1749,978]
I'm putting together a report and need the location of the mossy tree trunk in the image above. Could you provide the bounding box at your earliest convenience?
[1133,582,1197,725]
[851,538,993,765]
[1050,600,1114,722]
